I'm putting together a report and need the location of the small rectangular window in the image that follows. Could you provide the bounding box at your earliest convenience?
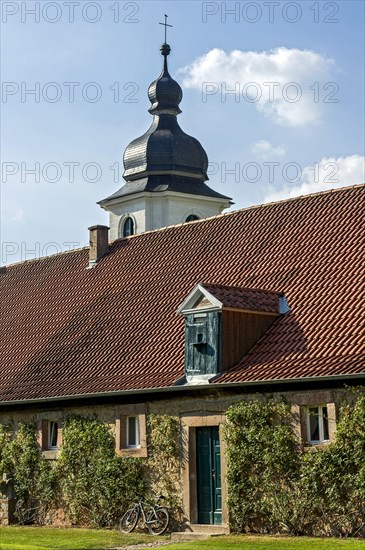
[116,406,147,457]
[126,416,140,448]
[307,406,329,444]
[48,421,58,449]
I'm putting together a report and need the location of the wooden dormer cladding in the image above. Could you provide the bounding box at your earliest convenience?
[184,311,221,378]
[220,309,277,373]
[177,283,290,381]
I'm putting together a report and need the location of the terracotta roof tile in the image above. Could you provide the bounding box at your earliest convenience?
[200,283,284,313]
[0,185,364,402]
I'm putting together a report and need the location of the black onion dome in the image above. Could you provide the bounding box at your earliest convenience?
[123,114,209,181]
[148,74,182,115]
[148,44,182,115]
[123,43,209,183]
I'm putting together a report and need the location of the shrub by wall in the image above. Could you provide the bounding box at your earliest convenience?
[298,395,365,536]
[0,414,182,528]
[0,422,56,524]
[146,414,182,518]
[224,399,299,534]
[224,393,365,537]
[58,416,144,527]
[0,416,144,527]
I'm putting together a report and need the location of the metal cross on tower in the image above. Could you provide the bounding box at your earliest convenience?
[159,14,172,44]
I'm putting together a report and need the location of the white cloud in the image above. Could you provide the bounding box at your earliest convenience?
[179,47,336,127]
[251,140,287,158]
[264,154,365,202]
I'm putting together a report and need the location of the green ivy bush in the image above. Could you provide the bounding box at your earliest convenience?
[146,414,182,517]
[0,422,56,524]
[0,423,13,476]
[0,416,144,527]
[297,395,365,536]
[57,415,144,527]
[224,393,365,537]
[224,399,299,534]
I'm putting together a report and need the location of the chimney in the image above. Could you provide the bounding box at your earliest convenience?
[88,225,109,267]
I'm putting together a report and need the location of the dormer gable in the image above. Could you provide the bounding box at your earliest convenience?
[177,283,290,384]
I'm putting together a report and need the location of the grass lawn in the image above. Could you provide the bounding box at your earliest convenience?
[0,528,365,550]
[0,526,157,550]
[166,535,365,550]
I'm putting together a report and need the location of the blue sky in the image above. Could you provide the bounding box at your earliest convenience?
[1,0,364,264]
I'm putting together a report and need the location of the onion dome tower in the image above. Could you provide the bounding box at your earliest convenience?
[99,31,232,240]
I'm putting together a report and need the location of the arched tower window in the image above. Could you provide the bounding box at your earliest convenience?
[185,214,199,222]
[123,217,134,237]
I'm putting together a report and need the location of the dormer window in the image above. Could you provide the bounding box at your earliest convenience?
[177,283,290,384]
[178,291,222,382]
[186,215,199,222]
[185,313,217,377]
[123,217,134,237]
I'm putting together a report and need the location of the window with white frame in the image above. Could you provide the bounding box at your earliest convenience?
[126,416,140,448]
[307,406,329,444]
[116,405,147,457]
[48,421,59,449]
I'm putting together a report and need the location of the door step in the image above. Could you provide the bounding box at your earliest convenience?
[171,523,229,540]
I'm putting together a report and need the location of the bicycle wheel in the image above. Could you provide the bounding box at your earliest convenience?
[119,507,139,533]
[147,507,170,535]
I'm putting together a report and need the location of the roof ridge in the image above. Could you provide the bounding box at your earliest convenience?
[3,183,364,269]
[261,182,365,207]
[113,182,365,243]
[1,244,89,270]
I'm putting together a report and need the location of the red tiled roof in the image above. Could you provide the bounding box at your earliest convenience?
[0,185,364,402]
[200,283,284,313]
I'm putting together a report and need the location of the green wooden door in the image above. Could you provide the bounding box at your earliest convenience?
[196,427,222,525]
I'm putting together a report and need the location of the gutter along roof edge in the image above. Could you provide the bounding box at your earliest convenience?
[0,372,364,407]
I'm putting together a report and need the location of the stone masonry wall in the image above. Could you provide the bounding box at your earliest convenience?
[0,385,358,526]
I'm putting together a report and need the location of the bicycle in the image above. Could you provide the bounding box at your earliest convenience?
[119,495,170,536]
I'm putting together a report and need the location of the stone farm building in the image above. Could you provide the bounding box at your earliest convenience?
[0,40,364,531]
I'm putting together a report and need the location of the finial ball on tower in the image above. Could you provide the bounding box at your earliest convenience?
[160,43,171,57]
